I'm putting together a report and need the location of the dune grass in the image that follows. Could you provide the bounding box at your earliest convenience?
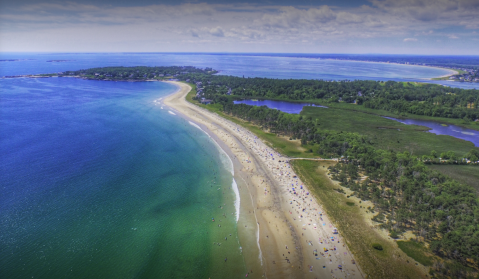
[397,241,433,266]
[291,159,426,279]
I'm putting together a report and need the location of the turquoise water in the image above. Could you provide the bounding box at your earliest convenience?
[0,77,245,278]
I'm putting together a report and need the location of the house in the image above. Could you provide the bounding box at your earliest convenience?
[200,99,213,105]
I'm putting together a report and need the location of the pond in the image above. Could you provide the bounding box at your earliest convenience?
[383,117,479,147]
[233,99,327,114]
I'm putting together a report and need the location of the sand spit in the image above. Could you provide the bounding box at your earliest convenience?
[163,81,363,279]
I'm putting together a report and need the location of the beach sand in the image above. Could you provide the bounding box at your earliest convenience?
[163,81,364,279]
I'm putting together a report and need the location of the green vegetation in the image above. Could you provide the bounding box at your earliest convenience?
[49,66,215,81]
[185,79,479,277]
[397,241,433,266]
[328,153,479,269]
[428,165,479,193]
[184,74,479,122]
[300,106,476,156]
[311,101,479,131]
[292,160,424,279]
[186,83,317,158]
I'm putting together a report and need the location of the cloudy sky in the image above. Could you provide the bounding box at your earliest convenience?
[1,0,478,54]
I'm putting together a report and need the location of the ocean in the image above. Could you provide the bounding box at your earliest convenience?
[0,52,474,279]
[0,77,244,278]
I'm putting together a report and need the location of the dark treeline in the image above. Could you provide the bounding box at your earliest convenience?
[184,73,479,121]
[220,102,479,273]
[52,66,214,80]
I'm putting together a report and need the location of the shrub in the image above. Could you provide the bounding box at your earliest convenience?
[389,230,399,239]
[372,243,383,251]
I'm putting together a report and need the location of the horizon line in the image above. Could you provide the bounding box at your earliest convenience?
[2,52,479,57]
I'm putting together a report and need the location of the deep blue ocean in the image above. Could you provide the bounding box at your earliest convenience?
[0,53,476,279]
[0,75,244,278]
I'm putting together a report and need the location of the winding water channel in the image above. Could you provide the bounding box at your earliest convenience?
[233,99,327,114]
[383,117,478,147]
[234,99,478,146]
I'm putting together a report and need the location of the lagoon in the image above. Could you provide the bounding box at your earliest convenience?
[233,99,327,114]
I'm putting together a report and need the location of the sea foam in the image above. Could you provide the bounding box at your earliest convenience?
[188,121,239,222]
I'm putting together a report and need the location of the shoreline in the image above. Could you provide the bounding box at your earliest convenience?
[304,58,459,79]
[163,81,363,278]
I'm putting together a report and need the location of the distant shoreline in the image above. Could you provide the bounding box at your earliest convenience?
[317,58,459,79]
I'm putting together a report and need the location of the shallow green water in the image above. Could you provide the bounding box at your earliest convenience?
[0,77,246,278]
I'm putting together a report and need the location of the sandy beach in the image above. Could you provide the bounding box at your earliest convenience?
[163,81,364,279]
[320,58,459,79]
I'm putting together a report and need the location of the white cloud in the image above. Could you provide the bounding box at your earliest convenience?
[209,27,224,37]
[0,1,478,53]
[448,34,459,39]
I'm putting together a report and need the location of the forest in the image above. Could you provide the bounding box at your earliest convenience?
[49,66,215,80]
[218,102,479,274]
[184,73,479,121]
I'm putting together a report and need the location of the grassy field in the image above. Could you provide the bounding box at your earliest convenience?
[300,106,478,156]
[428,165,479,193]
[396,241,434,266]
[319,102,479,132]
[233,95,479,131]
[291,160,426,279]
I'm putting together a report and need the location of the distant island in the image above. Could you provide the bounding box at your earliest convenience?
[0,59,35,62]
[15,66,217,81]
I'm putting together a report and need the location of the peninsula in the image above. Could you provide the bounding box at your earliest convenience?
[13,66,479,278]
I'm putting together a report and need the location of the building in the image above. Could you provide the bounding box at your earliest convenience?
[200,99,213,105]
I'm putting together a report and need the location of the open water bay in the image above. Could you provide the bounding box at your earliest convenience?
[0,77,245,278]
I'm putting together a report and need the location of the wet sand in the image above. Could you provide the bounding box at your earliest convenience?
[163,81,364,279]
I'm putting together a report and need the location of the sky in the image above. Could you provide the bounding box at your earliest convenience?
[1,0,479,54]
